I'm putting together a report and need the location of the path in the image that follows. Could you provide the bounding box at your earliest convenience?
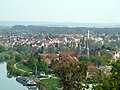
[14,62,32,74]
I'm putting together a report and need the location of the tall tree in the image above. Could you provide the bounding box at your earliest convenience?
[38,61,48,72]
[53,58,87,90]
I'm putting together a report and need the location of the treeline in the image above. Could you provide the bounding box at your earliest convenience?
[1,25,120,34]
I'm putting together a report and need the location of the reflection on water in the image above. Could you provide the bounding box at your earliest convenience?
[0,62,46,90]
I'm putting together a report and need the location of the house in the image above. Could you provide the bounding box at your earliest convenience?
[40,71,46,76]
[59,51,78,61]
[21,60,28,64]
[40,51,78,64]
[110,51,120,61]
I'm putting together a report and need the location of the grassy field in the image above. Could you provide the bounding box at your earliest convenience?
[40,78,60,90]
[16,62,32,72]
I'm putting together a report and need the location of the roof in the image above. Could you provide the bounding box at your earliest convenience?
[40,53,59,58]
[40,53,50,58]
[21,60,28,63]
[60,51,77,57]
[42,58,51,65]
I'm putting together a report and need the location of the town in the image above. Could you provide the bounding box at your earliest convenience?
[0,25,120,90]
[0,0,120,90]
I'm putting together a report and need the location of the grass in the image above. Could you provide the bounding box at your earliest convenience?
[16,62,32,72]
[40,78,60,90]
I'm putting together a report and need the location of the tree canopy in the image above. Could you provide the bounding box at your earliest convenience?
[93,60,120,90]
[0,43,7,53]
[53,58,87,90]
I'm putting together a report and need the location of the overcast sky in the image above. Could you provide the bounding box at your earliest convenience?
[0,0,120,23]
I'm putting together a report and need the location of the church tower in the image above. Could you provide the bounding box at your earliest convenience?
[86,30,90,57]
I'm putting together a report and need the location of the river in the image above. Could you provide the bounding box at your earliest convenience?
[0,62,38,90]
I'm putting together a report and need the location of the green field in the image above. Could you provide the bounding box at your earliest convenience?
[16,62,32,72]
[40,78,60,90]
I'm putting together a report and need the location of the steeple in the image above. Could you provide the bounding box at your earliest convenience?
[87,30,90,57]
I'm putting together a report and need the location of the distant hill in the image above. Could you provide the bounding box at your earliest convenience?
[0,21,120,28]
[9,25,120,35]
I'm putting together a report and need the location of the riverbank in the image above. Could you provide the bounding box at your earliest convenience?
[0,52,61,90]
[0,63,27,90]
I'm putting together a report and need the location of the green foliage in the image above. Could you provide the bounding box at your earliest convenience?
[93,60,120,90]
[40,78,60,90]
[7,61,31,77]
[38,61,48,72]
[90,56,105,67]
[7,60,21,76]
[79,55,89,62]
[16,62,32,72]
[7,50,19,60]
[0,52,9,57]
[108,40,120,49]
[27,55,39,70]
[0,43,7,53]
[111,60,120,80]
[25,54,48,73]
[53,59,87,90]
[79,56,106,67]
[100,50,112,60]
[10,25,120,35]
[15,53,24,62]
[47,45,57,53]
[13,44,30,54]
[0,52,10,61]
[59,45,71,51]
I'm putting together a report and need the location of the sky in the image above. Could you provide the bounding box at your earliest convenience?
[0,0,120,23]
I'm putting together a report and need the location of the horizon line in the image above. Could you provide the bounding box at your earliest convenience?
[0,20,120,24]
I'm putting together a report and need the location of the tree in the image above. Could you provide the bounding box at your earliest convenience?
[13,44,30,54]
[26,54,48,75]
[27,55,39,71]
[90,56,105,67]
[38,61,48,72]
[79,55,89,62]
[93,60,120,90]
[53,58,87,90]
[15,53,24,62]
[100,50,112,60]
[7,50,19,60]
[0,43,7,53]
[59,44,70,51]
[47,45,57,53]
[79,56,106,67]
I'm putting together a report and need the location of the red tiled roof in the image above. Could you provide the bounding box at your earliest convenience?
[21,60,28,63]
[42,40,51,43]
[40,53,59,58]
[60,51,77,57]
[30,40,35,44]
[42,58,51,65]
[40,53,50,58]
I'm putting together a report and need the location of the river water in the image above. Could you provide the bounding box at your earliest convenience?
[0,62,38,90]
